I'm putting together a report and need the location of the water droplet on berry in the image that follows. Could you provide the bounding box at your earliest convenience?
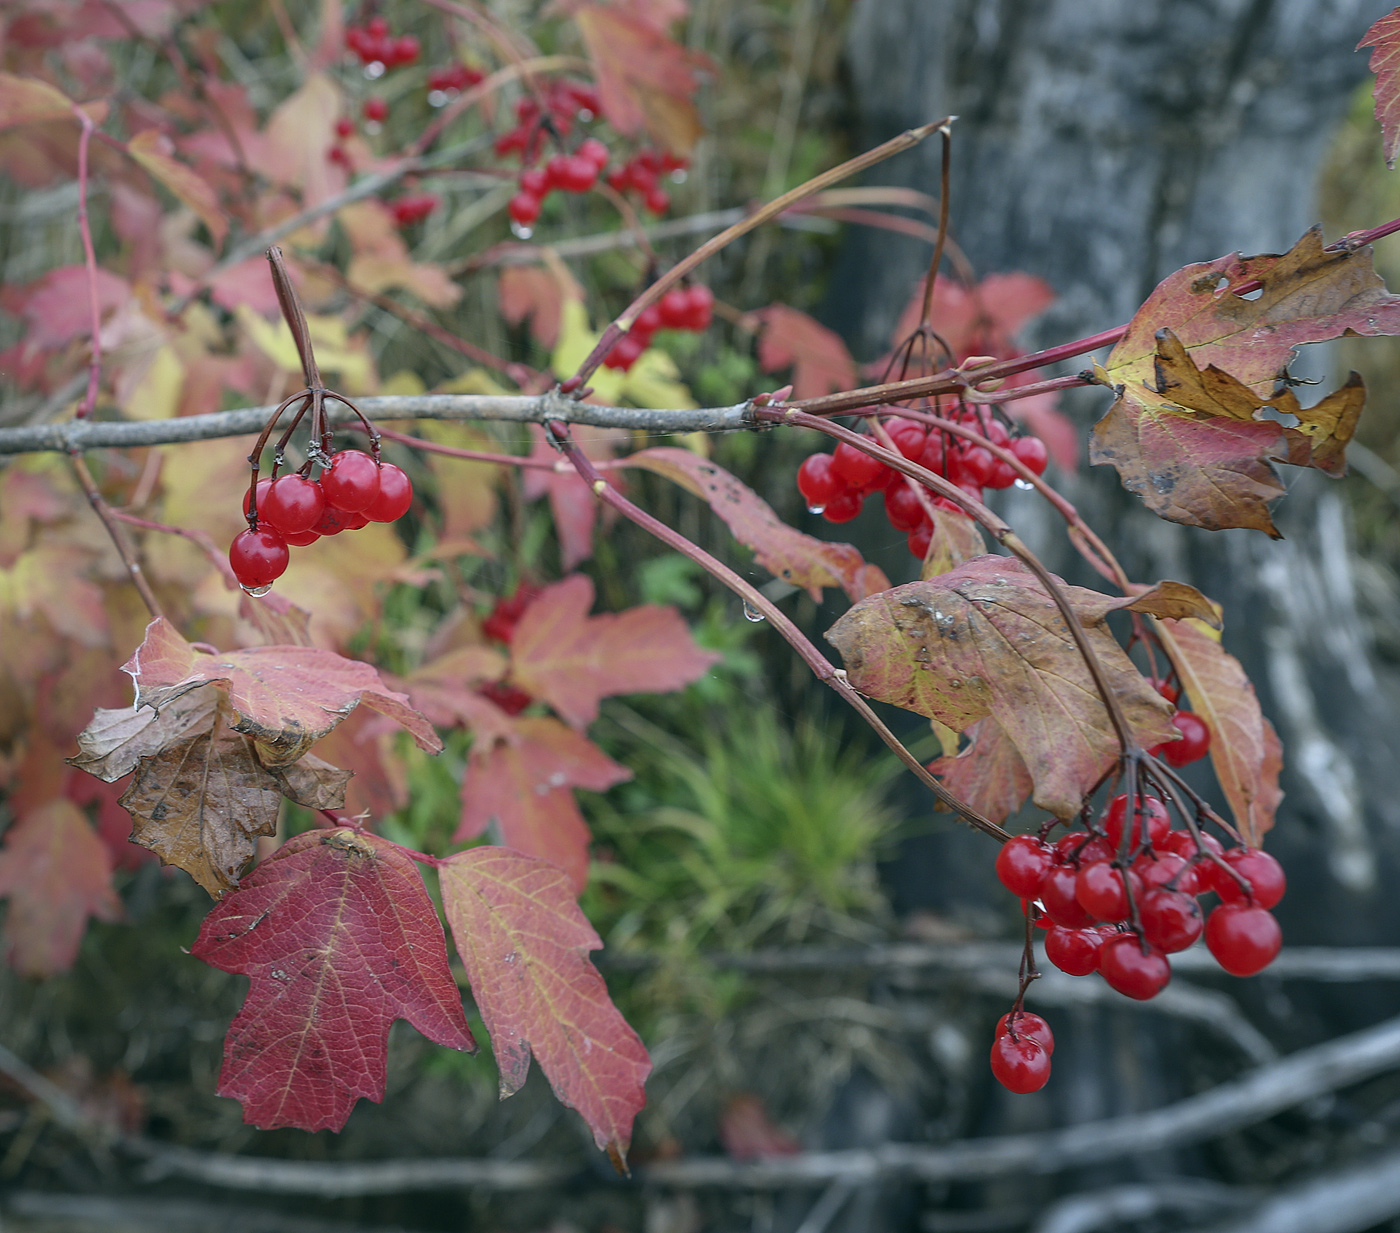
[742,601,766,623]
[364,120,382,136]
[427,89,448,108]
[510,221,534,239]
[364,60,385,79]
[807,503,826,515]
[240,583,273,598]
[1014,478,1035,490]
[577,108,594,121]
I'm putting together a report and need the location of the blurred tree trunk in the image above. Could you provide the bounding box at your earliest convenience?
[821,0,1400,1226]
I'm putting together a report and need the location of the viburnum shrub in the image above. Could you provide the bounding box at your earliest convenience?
[4,0,1400,1167]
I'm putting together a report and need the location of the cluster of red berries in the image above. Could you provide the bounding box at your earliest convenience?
[604,148,689,217]
[228,451,413,592]
[988,789,1285,1093]
[426,63,484,100]
[494,82,604,164]
[345,17,420,70]
[796,415,1050,558]
[602,285,715,372]
[508,138,612,230]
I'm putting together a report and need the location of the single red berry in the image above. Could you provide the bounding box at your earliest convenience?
[1041,864,1097,929]
[958,445,996,488]
[919,434,947,474]
[644,186,671,215]
[242,477,274,522]
[229,528,290,589]
[363,97,389,124]
[657,288,692,329]
[282,527,320,547]
[995,835,1054,899]
[1218,848,1286,909]
[990,1034,1051,1094]
[558,155,598,193]
[1158,711,1211,767]
[683,284,714,330]
[884,419,928,460]
[263,474,326,534]
[479,680,533,716]
[313,505,355,536]
[1139,889,1204,953]
[996,1011,1054,1054]
[830,441,886,489]
[1162,829,1224,862]
[389,34,419,67]
[601,332,645,371]
[986,458,1018,489]
[1206,903,1282,976]
[391,194,439,226]
[335,117,355,139]
[519,168,549,197]
[884,482,926,533]
[578,137,610,169]
[1045,926,1105,976]
[907,522,933,559]
[508,192,542,227]
[366,16,389,37]
[1076,861,1141,922]
[822,489,863,524]
[1104,793,1171,851]
[322,449,381,513]
[1099,935,1172,1000]
[1054,833,1113,867]
[796,453,843,509]
[365,463,413,522]
[1132,851,1200,895]
[633,304,664,339]
[1010,435,1049,476]
[1150,676,1181,704]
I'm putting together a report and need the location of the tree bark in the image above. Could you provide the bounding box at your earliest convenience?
[830,0,1400,1225]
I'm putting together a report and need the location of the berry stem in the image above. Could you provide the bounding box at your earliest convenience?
[71,105,101,422]
[548,419,1009,842]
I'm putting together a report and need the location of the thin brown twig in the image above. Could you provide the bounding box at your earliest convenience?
[69,454,164,619]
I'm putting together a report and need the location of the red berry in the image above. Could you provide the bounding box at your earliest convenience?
[242,477,274,522]
[321,449,381,513]
[1139,889,1204,953]
[366,16,388,37]
[1045,926,1105,976]
[558,155,598,193]
[1132,851,1200,896]
[578,137,610,168]
[1054,833,1112,867]
[1218,848,1286,909]
[830,441,886,489]
[996,1011,1054,1054]
[919,434,947,474]
[391,194,439,226]
[313,505,355,536]
[633,304,663,339]
[365,463,413,522]
[519,168,549,197]
[601,332,645,371]
[363,97,389,124]
[1010,435,1049,476]
[1099,935,1171,1000]
[480,680,533,716]
[335,117,355,139]
[907,522,933,560]
[1206,903,1282,976]
[508,192,542,227]
[1162,829,1224,862]
[884,482,926,533]
[1150,676,1181,704]
[263,474,326,534]
[683,284,714,330]
[1076,861,1141,922]
[644,186,671,215]
[986,458,1018,489]
[282,527,320,547]
[797,453,843,509]
[958,445,995,488]
[990,1034,1050,1093]
[229,528,289,589]
[995,835,1054,899]
[657,288,692,329]
[1041,865,1097,929]
[389,34,419,67]
[1159,711,1211,766]
[885,420,928,460]
[1104,793,1171,851]
[822,489,863,524]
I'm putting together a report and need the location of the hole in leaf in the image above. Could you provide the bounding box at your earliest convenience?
[1256,406,1301,428]
[1237,287,1263,301]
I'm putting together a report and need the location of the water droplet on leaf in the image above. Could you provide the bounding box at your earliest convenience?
[742,601,766,623]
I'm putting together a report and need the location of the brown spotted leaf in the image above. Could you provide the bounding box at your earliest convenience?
[919,504,986,580]
[192,829,476,1132]
[439,847,650,1165]
[507,575,719,729]
[121,617,441,767]
[1361,7,1400,168]
[929,718,1032,826]
[1092,227,1400,533]
[825,556,1179,817]
[622,448,890,601]
[1155,616,1283,846]
[68,688,220,781]
[0,800,119,977]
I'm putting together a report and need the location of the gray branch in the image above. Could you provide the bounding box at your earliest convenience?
[0,394,755,456]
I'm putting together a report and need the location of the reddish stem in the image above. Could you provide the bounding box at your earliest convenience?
[73,107,102,421]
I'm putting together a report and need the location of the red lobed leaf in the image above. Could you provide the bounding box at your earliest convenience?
[126,129,228,248]
[507,575,719,728]
[929,717,1033,826]
[191,829,476,1132]
[754,305,857,401]
[0,799,119,977]
[621,448,890,601]
[121,617,442,767]
[1360,7,1400,168]
[882,272,1056,367]
[522,425,624,570]
[438,847,650,1165]
[457,716,631,891]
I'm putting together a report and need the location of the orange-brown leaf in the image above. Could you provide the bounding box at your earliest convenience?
[622,447,890,601]
[825,556,1178,817]
[127,129,228,248]
[439,847,650,1162]
[1361,7,1400,168]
